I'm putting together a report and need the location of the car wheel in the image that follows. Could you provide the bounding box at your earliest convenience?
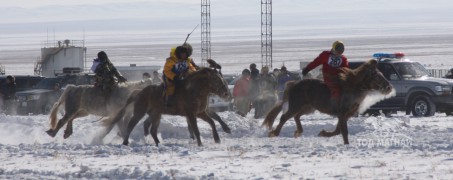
[446,111,453,116]
[411,95,436,117]
[382,110,393,117]
[362,110,380,117]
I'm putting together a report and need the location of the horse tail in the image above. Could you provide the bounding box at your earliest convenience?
[283,80,297,102]
[49,85,74,129]
[262,101,283,129]
[262,80,298,129]
[102,89,140,128]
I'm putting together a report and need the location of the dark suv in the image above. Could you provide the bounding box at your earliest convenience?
[0,75,44,92]
[350,53,453,117]
[15,74,96,115]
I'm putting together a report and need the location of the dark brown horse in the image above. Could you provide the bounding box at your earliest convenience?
[103,61,231,146]
[262,59,394,144]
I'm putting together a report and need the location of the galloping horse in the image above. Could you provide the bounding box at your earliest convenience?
[263,59,394,144]
[45,80,152,139]
[102,60,231,146]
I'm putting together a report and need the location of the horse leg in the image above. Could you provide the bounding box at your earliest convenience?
[122,106,147,146]
[149,112,162,146]
[339,118,349,144]
[318,116,345,138]
[63,111,88,139]
[121,89,151,146]
[143,116,152,137]
[206,110,231,134]
[186,113,202,146]
[269,108,299,137]
[198,112,220,143]
[293,112,303,138]
[91,117,114,145]
[46,111,77,137]
[64,121,73,139]
[186,119,195,140]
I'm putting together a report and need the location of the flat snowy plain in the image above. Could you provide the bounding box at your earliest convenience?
[0,109,451,179]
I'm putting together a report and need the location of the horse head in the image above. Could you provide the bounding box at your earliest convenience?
[206,59,230,100]
[184,60,231,101]
[340,59,393,95]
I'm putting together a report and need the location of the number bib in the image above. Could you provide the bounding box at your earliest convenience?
[328,55,342,68]
[174,61,189,74]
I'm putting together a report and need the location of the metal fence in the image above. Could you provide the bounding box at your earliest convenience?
[427,69,450,78]
[41,40,85,48]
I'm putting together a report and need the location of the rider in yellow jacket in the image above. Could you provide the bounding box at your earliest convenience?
[163,45,196,106]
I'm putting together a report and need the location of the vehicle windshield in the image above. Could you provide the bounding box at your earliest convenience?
[34,78,62,89]
[393,62,429,78]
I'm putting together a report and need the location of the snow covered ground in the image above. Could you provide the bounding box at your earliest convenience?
[1,20,453,179]
[0,110,451,179]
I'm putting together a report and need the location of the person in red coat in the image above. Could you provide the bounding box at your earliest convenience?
[233,69,251,117]
[302,41,349,107]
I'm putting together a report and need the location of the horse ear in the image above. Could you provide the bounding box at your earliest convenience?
[207,59,221,70]
[368,59,378,69]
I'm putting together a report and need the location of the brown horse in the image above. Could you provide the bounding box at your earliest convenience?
[262,59,394,144]
[45,80,152,139]
[103,61,231,146]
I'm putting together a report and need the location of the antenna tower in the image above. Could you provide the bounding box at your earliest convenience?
[261,0,272,68]
[201,0,211,66]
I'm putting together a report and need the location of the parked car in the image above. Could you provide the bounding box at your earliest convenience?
[15,73,96,115]
[350,53,453,117]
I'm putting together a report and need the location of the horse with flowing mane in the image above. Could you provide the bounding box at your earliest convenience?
[262,59,394,144]
[45,79,153,139]
[101,59,231,146]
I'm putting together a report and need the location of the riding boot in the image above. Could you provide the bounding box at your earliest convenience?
[165,95,175,107]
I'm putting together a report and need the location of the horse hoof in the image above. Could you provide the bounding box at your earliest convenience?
[318,130,327,137]
[268,131,277,137]
[224,128,232,134]
[46,129,56,137]
[294,131,302,138]
[122,141,129,146]
[215,139,221,143]
[63,132,72,139]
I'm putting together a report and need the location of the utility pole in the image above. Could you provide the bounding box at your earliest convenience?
[261,0,272,68]
[201,0,211,66]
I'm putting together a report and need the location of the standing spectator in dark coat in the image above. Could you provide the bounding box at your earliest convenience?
[254,66,278,118]
[0,75,17,114]
[249,63,260,106]
[258,66,277,93]
[151,71,163,85]
[277,66,291,100]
